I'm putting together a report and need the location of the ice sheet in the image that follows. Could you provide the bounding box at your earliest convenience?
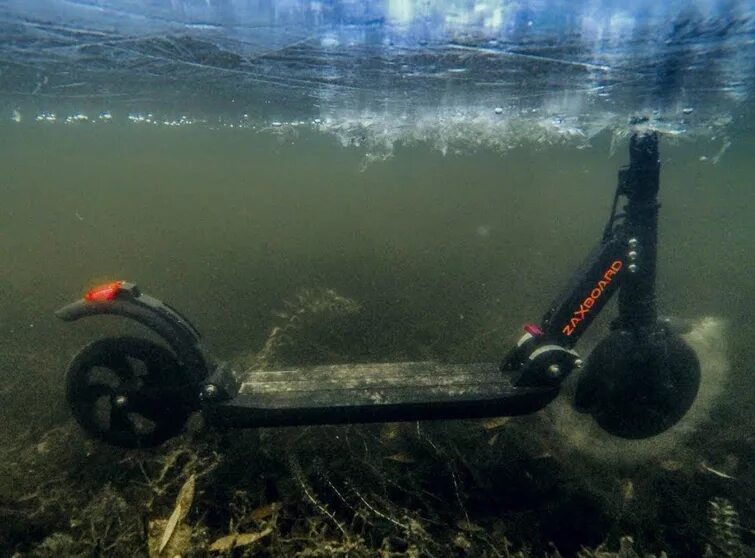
[1,1,753,151]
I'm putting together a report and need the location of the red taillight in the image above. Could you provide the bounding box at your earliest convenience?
[524,323,544,337]
[84,281,124,302]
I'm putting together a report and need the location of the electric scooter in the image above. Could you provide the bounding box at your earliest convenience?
[56,130,702,448]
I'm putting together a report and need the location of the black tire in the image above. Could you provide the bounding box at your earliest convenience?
[575,328,701,439]
[65,336,193,448]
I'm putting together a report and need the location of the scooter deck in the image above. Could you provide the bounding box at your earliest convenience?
[207,361,558,427]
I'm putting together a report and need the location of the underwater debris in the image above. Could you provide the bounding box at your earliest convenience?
[289,453,348,538]
[456,520,484,533]
[700,462,737,480]
[208,527,273,553]
[248,501,281,523]
[481,416,510,431]
[620,479,634,503]
[706,498,744,558]
[577,536,667,558]
[384,452,416,464]
[150,474,196,556]
[45,483,143,557]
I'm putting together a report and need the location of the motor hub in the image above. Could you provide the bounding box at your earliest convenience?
[575,325,701,439]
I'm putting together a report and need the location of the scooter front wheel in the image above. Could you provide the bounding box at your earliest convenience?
[575,327,701,439]
[65,336,193,448]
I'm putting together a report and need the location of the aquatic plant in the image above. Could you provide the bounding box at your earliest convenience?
[705,498,744,558]
[241,287,361,370]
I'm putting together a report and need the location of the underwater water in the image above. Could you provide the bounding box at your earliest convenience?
[1,1,754,557]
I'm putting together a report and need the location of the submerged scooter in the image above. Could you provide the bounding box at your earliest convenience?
[56,130,701,448]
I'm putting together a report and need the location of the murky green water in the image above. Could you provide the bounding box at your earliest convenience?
[1,119,754,556]
[2,121,753,350]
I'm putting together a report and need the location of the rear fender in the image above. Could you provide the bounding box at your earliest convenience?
[56,281,211,383]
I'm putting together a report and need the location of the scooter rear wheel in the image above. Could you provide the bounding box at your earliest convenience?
[65,336,192,448]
